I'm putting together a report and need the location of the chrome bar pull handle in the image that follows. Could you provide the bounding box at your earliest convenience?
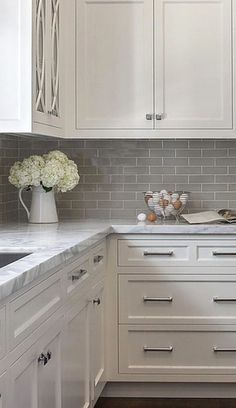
[212,251,236,256]
[143,346,173,352]
[213,297,236,302]
[143,251,173,257]
[143,296,173,302]
[213,347,236,352]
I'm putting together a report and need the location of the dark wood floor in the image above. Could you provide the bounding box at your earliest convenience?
[95,398,236,408]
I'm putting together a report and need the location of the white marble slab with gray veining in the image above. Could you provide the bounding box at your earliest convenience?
[1,219,236,303]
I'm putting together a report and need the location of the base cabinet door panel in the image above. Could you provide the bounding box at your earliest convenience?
[9,325,62,408]
[155,0,232,129]
[62,300,90,408]
[38,333,62,408]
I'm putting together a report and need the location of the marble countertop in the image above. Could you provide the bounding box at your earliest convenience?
[1,218,236,302]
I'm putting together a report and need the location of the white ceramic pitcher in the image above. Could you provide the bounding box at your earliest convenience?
[19,185,58,224]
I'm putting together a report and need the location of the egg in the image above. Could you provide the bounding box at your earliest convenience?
[173,200,182,210]
[165,204,174,216]
[147,212,158,222]
[137,213,147,222]
[160,189,167,196]
[163,199,169,207]
[171,193,179,202]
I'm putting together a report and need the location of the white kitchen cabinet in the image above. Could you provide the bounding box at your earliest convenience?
[90,281,106,404]
[9,322,62,408]
[0,0,64,136]
[71,0,235,138]
[155,0,232,129]
[62,299,90,408]
[75,0,153,130]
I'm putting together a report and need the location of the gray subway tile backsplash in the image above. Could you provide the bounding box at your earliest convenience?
[2,136,236,221]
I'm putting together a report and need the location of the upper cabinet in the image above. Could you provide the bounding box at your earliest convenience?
[68,0,235,138]
[0,0,234,138]
[75,0,153,130]
[0,0,64,136]
[155,0,232,130]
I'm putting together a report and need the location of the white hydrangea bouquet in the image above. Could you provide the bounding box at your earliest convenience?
[9,151,80,224]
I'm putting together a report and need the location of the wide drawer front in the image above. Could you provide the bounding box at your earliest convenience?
[119,275,236,324]
[9,273,62,349]
[118,240,190,267]
[119,325,236,375]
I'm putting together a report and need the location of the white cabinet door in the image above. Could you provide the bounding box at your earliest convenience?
[9,324,62,408]
[0,0,32,132]
[38,331,61,408]
[34,0,63,130]
[155,0,232,129]
[62,300,90,408]
[90,281,105,404]
[76,0,153,129]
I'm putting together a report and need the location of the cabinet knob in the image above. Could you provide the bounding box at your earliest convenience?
[93,298,101,305]
[38,353,48,366]
[156,113,164,120]
[146,114,153,121]
[47,351,52,361]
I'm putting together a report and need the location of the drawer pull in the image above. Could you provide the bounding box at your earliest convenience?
[94,255,104,264]
[143,346,173,352]
[212,251,236,256]
[143,251,173,257]
[213,297,236,302]
[71,269,87,282]
[143,296,173,302]
[213,347,236,352]
[93,298,101,305]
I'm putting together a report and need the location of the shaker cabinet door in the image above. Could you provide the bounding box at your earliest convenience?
[76,0,153,129]
[62,301,90,408]
[155,0,233,129]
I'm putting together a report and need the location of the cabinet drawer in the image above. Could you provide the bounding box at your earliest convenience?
[119,275,236,324]
[118,240,190,267]
[10,273,62,349]
[119,325,236,375]
[197,242,236,265]
[66,257,90,297]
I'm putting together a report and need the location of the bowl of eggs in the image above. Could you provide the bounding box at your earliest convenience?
[144,190,189,219]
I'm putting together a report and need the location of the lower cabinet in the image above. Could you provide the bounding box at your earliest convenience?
[9,321,62,408]
[62,279,106,408]
[62,298,90,408]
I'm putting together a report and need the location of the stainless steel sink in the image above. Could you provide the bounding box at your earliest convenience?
[0,253,32,268]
